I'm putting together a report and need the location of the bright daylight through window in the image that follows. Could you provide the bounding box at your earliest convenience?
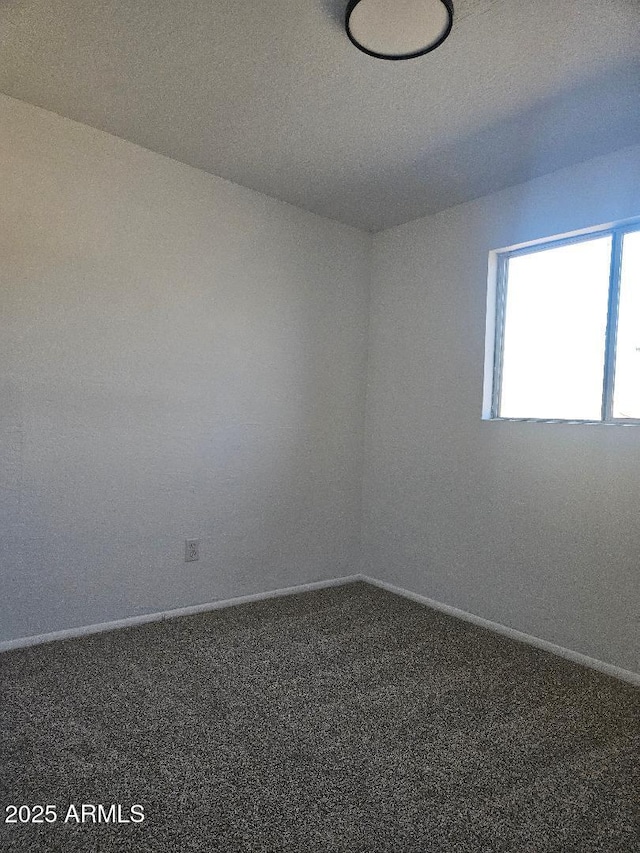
[490,223,640,423]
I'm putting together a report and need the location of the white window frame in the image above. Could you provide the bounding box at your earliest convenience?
[483,218,640,425]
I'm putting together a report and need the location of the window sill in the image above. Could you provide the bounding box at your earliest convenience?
[483,416,640,426]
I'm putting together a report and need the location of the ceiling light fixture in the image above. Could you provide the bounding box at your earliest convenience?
[345,0,454,60]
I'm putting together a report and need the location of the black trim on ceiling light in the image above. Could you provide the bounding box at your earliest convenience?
[345,0,454,61]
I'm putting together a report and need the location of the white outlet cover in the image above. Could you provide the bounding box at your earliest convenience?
[185,539,200,562]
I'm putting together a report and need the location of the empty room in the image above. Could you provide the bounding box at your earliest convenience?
[1,0,639,850]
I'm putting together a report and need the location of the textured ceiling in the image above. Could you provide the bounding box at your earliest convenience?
[0,0,638,231]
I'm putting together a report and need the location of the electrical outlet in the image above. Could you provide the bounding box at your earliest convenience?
[185,539,200,562]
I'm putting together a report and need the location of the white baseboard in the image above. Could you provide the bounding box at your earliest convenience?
[3,572,637,687]
[360,575,640,687]
[0,575,362,654]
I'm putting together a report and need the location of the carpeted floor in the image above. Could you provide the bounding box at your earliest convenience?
[1,580,638,852]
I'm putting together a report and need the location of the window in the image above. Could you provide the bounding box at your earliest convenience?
[486,221,640,423]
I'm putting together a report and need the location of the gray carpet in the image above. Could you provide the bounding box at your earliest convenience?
[1,581,638,852]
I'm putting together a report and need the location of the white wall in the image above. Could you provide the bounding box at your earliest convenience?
[0,95,371,642]
[362,145,640,674]
[2,92,638,675]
